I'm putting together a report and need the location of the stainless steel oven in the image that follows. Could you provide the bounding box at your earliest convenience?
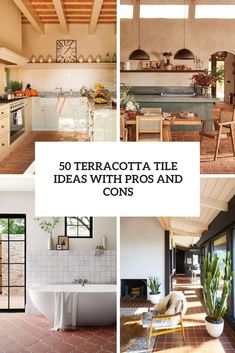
[10,99,25,144]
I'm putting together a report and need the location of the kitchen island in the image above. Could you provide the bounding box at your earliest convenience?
[129,86,219,130]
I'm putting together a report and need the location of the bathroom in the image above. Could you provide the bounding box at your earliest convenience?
[0,189,116,352]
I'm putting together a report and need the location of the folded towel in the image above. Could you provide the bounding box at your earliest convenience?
[16,110,23,125]
[56,97,69,115]
[52,291,78,331]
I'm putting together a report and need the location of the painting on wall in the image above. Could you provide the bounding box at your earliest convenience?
[58,235,69,250]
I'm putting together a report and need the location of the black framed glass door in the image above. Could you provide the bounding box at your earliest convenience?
[0,214,26,312]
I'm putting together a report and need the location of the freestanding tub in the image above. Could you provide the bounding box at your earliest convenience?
[29,284,116,326]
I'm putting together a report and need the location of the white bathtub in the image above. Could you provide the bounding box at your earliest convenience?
[29,284,116,326]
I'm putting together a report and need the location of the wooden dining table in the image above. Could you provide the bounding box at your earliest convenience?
[125,112,202,141]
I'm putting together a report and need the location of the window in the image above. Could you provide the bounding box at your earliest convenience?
[196,5,235,19]
[0,215,26,311]
[140,5,189,19]
[213,234,227,274]
[65,217,93,238]
[120,5,133,19]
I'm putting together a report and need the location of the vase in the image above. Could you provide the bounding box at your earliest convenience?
[48,233,53,250]
[127,110,137,118]
[203,86,210,98]
[164,59,173,71]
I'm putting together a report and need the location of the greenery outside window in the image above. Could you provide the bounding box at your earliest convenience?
[65,217,93,238]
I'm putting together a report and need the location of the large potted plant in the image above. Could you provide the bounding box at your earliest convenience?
[147,276,161,304]
[202,251,233,338]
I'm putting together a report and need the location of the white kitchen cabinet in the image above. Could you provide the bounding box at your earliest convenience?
[45,106,59,129]
[0,104,10,161]
[32,105,46,130]
[93,109,116,142]
[32,97,90,131]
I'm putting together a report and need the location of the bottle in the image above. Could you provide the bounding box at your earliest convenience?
[112,53,116,62]
[102,235,107,250]
[105,53,110,63]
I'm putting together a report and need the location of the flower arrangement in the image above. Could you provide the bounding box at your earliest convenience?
[191,68,224,88]
[80,86,94,98]
[126,100,139,112]
[191,71,216,88]
[35,217,60,235]
[163,52,173,58]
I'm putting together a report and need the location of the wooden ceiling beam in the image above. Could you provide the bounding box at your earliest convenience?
[12,0,45,34]
[89,0,104,34]
[52,0,68,34]
[171,217,208,230]
[171,227,201,237]
[201,196,228,212]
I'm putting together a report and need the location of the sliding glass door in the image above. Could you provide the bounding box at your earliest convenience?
[0,215,26,311]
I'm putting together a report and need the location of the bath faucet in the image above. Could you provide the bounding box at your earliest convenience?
[55,87,63,95]
[79,278,88,286]
[72,278,88,286]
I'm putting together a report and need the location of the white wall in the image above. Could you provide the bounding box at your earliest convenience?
[120,217,165,296]
[22,24,116,61]
[0,0,22,53]
[121,19,235,87]
[0,191,116,251]
[9,67,116,91]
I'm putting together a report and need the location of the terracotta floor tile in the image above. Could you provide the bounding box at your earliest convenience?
[52,341,80,353]
[0,131,89,174]
[28,342,51,353]
[4,343,26,353]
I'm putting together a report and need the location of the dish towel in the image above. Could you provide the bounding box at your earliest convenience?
[16,110,23,125]
[56,97,69,115]
[52,291,78,331]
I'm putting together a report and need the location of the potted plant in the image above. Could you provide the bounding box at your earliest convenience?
[147,276,161,304]
[202,251,233,338]
[35,217,60,250]
[120,85,140,116]
[125,100,139,118]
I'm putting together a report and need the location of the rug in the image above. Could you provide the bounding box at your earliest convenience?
[120,315,155,353]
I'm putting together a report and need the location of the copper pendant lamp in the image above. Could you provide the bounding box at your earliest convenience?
[174,0,195,60]
[129,0,150,60]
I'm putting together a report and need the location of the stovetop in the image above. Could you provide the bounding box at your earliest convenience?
[0,97,24,104]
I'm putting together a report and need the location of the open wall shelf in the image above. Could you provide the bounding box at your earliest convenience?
[121,70,205,73]
[7,63,116,70]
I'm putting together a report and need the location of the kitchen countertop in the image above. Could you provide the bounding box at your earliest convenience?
[134,95,219,103]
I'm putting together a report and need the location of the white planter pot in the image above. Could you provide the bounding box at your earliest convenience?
[149,293,160,305]
[205,317,224,338]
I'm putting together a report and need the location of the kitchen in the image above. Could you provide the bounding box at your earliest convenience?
[120,0,235,174]
[0,0,116,174]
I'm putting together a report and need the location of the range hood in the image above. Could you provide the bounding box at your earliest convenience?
[0,47,28,65]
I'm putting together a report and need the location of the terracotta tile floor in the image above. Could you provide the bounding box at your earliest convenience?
[0,313,116,353]
[171,131,235,174]
[121,275,235,352]
[0,131,89,174]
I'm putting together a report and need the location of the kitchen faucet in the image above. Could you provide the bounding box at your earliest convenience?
[55,87,63,95]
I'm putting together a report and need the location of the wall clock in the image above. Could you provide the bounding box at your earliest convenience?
[56,40,77,63]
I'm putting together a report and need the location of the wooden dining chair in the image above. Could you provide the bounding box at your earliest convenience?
[136,115,163,142]
[120,114,128,142]
[141,107,163,114]
[200,108,235,161]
